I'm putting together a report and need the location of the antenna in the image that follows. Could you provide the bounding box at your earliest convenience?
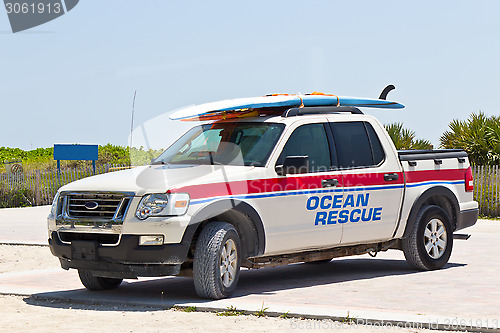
[129,90,137,159]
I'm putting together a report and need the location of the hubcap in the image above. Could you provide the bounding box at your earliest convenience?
[424,218,447,259]
[219,238,238,288]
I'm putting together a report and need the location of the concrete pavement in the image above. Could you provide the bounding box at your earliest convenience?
[0,205,50,245]
[0,206,499,331]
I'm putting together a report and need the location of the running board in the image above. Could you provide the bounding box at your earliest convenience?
[246,240,399,269]
[453,234,471,240]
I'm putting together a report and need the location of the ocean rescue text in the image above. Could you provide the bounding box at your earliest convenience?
[306,193,383,225]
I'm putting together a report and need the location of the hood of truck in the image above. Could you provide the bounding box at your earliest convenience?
[58,164,263,196]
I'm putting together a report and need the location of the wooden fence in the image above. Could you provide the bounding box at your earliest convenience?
[472,165,500,217]
[0,164,130,208]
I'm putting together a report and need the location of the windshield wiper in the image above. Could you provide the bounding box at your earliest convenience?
[151,160,168,165]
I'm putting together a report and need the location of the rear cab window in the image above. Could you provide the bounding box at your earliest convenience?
[329,121,385,169]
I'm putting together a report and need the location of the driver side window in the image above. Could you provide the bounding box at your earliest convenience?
[277,123,332,173]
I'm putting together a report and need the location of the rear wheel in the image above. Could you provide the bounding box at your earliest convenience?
[78,269,123,290]
[402,205,453,270]
[193,222,241,299]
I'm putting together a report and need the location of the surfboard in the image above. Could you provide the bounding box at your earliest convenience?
[169,92,404,121]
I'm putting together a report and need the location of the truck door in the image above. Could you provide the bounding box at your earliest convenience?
[328,120,404,244]
[262,121,344,254]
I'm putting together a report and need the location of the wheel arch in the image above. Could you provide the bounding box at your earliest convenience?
[403,186,460,239]
[185,199,266,261]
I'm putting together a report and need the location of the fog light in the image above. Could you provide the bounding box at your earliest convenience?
[138,235,164,246]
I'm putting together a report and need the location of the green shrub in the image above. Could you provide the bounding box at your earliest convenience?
[0,184,34,208]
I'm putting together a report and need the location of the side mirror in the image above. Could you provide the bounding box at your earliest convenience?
[275,156,309,176]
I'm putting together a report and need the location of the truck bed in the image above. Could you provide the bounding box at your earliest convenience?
[398,149,468,161]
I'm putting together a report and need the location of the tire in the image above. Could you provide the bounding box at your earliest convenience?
[193,222,241,300]
[402,205,453,270]
[78,269,123,290]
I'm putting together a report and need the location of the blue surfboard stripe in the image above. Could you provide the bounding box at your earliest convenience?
[216,98,302,111]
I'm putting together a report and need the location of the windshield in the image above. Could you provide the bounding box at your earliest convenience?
[154,122,285,166]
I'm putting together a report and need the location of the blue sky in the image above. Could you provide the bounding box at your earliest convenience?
[1,1,499,150]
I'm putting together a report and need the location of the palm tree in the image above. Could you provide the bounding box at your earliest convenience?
[384,123,433,150]
[440,112,500,165]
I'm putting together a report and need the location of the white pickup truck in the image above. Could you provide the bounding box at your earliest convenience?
[48,104,478,299]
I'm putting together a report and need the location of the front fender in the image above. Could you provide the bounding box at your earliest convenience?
[187,199,266,257]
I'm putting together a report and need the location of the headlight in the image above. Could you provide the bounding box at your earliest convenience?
[49,192,60,218]
[135,193,190,220]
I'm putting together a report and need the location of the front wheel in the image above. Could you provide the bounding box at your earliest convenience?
[402,205,453,270]
[78,269,123,290]
[193,222,241,299]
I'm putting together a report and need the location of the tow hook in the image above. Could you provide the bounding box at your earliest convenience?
[453,234,471,240]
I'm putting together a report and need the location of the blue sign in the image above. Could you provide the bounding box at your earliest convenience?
[54,144,98,161]
[53,144,98,173]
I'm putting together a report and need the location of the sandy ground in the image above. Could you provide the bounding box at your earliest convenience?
[0,245,60,273]
[0,245,452,332]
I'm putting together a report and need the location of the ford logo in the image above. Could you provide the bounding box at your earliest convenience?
[84,201,99,210]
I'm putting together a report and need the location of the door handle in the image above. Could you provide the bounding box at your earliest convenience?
[384,173,399,182]
[322,179,339,188]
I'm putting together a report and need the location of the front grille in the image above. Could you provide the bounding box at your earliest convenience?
[66,192,132,221]
[58,231,120,244]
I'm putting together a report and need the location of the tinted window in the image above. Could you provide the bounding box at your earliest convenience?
[277,123,331,172]
[330,121,384,168]
[365,122,385,165]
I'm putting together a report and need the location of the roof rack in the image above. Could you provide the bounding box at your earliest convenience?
[281,106,363,117]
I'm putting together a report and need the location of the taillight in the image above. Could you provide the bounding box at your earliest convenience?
[465,166,474,192]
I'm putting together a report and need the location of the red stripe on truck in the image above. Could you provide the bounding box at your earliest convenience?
[169,174,329,200]
[404,169,465,183]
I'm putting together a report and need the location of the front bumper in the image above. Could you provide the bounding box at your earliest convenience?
[49,232,190,279]
[455,208,479,231]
